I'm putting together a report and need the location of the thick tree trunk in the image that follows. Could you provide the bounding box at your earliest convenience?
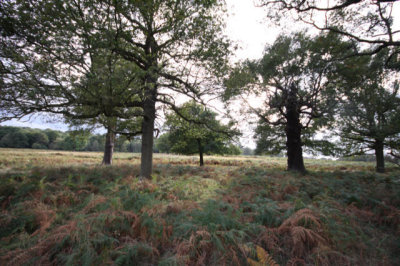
[140,90,156,179]
[285,85,306,173]
[197,138,204,166]
[140,36,158,179]
[102,125,116,165]
[286,121,305,173]
[375,139,385,173]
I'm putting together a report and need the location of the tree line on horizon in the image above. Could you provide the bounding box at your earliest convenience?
[1,0,399,174]
[0,125,242,158]
[0,125,141,153]
[3,124,398,165]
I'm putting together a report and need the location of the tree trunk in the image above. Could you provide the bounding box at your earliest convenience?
[102,124,116,165]
[140,36,158,179]
[197,138,204,166]
[285,84,306,173]
[375,139,385,173]
[140,89,156,179]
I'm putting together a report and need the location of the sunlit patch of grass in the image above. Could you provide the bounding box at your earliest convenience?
[0,148,399,265]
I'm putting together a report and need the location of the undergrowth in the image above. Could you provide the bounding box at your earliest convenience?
[0,149,399,265]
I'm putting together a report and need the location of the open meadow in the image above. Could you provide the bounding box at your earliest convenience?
[0,148,399,265]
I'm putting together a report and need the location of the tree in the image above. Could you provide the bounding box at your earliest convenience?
[1,1,144,164]
[67,113,142,165]
[337,51,400,173]
[164,101,240,166]
[107,0,231,177]
[59,132,89,151]
[225,33,342,173]
[85,135,103,152]
[253,121,285,156]
[0,0,230,178]
[258,0,400,65]
[0,131,29,148]
[0,126,18,140]
[155,133,172,154]
[241,146,255,156]
[65,52,144,165]
[30,132,49,148]
[1,0,145,120]
[44,130,59,146]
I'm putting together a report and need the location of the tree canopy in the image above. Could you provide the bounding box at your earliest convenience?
[225,32,344,172]
[1,0,400,175]
[336,51,400,172]
[0,0,231,177]
[162,101,240,166]
[258,0,400,66]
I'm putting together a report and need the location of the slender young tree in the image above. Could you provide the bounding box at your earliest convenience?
[225,33,343,173]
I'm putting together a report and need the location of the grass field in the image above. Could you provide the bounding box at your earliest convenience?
[0,148,399,265]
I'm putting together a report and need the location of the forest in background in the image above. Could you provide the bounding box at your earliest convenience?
[3,125,398,165]
[0,125,141,152]
[0,125,243,156]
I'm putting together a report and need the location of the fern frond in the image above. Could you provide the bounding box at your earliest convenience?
[80,195,107,213]
[247,246,279,266]
[280,208,321,229]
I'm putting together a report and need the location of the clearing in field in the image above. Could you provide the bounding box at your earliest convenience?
[0,149,399,265]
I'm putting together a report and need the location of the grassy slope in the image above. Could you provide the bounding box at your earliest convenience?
[0,148,399,265]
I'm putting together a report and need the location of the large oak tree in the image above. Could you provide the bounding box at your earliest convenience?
[225,33,343,172]
[65,53,143,165]
[0,1,145,133]
[104,0,231,178]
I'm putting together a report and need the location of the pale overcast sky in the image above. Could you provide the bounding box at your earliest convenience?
[225,0,279,60]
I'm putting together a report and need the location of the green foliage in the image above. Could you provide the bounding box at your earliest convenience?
[226,32,346,159]
[191,199,242,232]
[155,133,172,154]
[0,131,29,148]
[113,242,156,266]
[261,0,399,65]
[0,125,147,153]
[0,0,232,178]
[336,50,400,171]
[254,122,285,155]
[163,101,240,158]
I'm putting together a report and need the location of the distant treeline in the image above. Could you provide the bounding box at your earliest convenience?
[340,154,399,165]
[0,126,254,155]
[0,126,141,152]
